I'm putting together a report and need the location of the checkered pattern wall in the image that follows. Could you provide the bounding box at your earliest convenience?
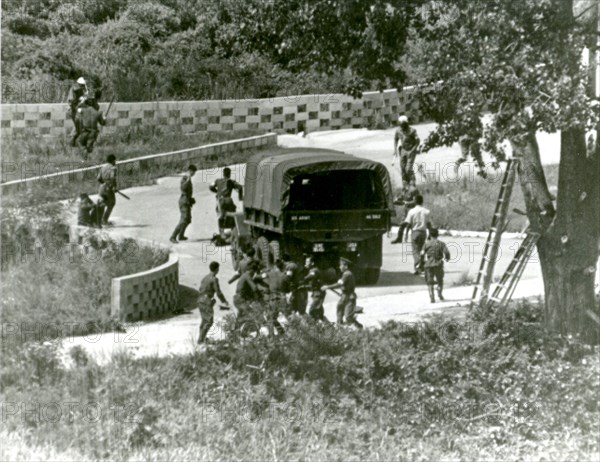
[111,251,179,322]
[68,225,179,322]
[0,87,427,137]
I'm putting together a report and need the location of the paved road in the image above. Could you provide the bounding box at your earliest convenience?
[66,127,548,362]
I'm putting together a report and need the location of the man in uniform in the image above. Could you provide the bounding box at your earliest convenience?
[393,115,420,185]
[403,194,432,275]
[454,105,487,178]
[233,260,264,334]
[422,228,451,303]
[209,167,243,239]
[78,93,105,158]
[67,77,88,146]
[261,259,288,336]
[77,193,103,228]
[303,255,329,323]
[197,261,230,344]
[282,253,307,316]
[97,154,118,225]
[228,246,258,285]
[322,257,363,329]
[391,179,420,244]
[170,164,197,243]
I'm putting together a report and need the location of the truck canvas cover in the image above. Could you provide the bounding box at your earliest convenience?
[244,148,394,218]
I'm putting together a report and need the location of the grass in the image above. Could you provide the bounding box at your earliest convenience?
[0,300,598,461]
[397,163,560,232]
[1,127,267,207]
[0,204,170,348]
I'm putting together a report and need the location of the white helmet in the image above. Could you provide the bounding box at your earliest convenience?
[77,77,86,85]
[398,115,409,124]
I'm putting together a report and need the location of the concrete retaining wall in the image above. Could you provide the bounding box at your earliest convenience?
[69,225,179,322]
[1,87,427,138]
[1,133,277,194]
[111,250,179,322]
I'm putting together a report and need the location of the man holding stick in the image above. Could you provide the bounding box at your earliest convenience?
[321,257,363,329]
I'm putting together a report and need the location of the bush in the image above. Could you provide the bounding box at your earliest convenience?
[0,299,597,460]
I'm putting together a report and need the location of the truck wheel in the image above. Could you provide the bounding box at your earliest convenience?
[363,268,381,285]
[268,240,281,267]
[255,236,269,268]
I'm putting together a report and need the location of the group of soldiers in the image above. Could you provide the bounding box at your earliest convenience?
[196,249,363,344]
[67,77,107,159]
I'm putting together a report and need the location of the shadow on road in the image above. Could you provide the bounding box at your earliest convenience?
[176,284,200,314]
[375,271,428,288]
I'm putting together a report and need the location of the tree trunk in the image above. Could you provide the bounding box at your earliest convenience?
[512,129,600,344]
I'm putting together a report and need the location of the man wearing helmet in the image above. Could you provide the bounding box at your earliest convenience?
[67,77,88,146]
[393,115,420,186]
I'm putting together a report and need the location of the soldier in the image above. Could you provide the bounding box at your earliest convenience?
[393,115,420,186]
[78,93,105,158]
[422,228,451,303]
[67,77,88,146]
[228,246,257,285]
[403,194,432,275]
[209,167,243,239]
[303,255,329,323]
[77,193,103,228]
[454,106,487,177]
[322,257,363,329]
[197,261,230,344]
[391,179,420,244]
[261,259,288,336]
[282,253,307,316]
[170,164,197,244]
[97,154,118,225]
[233,260,263,333]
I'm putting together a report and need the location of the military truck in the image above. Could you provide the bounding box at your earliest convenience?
[229,148,394,284]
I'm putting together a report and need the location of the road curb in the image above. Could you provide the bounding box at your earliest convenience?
[389,226,526,240]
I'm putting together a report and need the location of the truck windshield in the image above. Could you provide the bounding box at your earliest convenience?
[288,170,386,210]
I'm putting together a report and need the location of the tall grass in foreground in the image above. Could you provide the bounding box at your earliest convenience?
[1,300,598,461]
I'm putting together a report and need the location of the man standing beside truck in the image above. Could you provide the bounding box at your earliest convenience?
[209,167,243,239]
[322,257,363,329]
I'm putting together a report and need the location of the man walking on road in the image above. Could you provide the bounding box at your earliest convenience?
[403,194,432,275]
[393,115,420,186]
[209,167,243,239]
[321,257,363,329]
[197,261,230,344]
[97,154,118,225]
[422,228,451,303]
[170,164,197,244]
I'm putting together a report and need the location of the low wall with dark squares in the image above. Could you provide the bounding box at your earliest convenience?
[0,87,427,138]
[69,225,179,322]
[111,250,179,322]
[1,133,277,194]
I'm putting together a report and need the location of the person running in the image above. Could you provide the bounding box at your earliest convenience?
[97,154,118,225]
[321,257,363,329]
